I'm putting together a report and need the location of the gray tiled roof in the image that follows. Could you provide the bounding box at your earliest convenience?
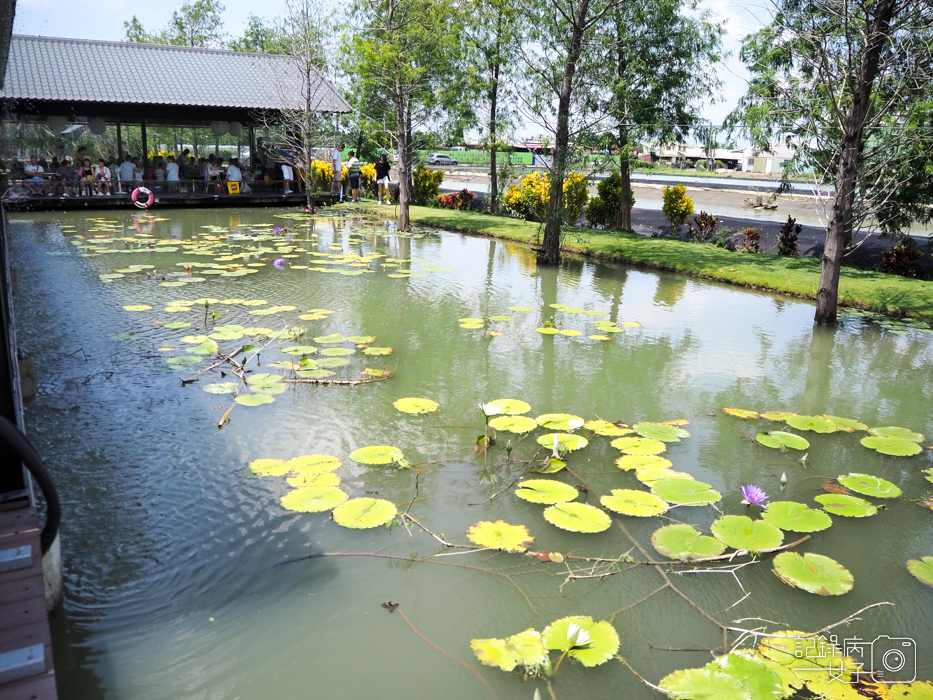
[0,35,350,113]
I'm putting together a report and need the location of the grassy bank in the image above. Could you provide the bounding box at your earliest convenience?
[357,204,933,321]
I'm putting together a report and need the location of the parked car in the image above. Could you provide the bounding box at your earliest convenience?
[427,153,459,166]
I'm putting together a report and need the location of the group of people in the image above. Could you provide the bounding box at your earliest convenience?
[19,153,123,197]
[329,144,392,204]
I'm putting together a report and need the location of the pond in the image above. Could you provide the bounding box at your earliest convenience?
[8,207,933,700]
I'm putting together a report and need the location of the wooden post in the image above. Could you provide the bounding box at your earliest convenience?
[141,119,149,180]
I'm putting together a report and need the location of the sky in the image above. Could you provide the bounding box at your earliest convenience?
[12,0,768,135]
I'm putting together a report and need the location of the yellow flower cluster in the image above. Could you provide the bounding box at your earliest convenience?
[662,184,694,229]
[505,171,589,224]
[309,160,350,191]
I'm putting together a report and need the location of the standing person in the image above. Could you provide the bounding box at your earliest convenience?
[346,150,361,203]
[165,155,180,192]
[330,143,343,200]
[375,153,391,205]
[279,150,294,194]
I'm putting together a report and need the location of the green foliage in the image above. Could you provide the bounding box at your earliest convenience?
[687,211,720,243]
[777,216,801,256]
[412,166,444,205]
[584,173,636,228]
[124,0,227,48]
[880,237,923,277]
[505,172,589,224]
[740,227,761,253]
[662,184,694,231]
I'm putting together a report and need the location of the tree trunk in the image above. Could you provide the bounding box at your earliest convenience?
[488,13,503,214]
[615,126,631,230]
[539,0,591,265]
[814,0,896,325]
[394,83,411,232]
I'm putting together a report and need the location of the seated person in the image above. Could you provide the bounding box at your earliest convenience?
[119,155,137,190]
[78,158,96,195]
[23,155,49,196]
[95,158,113,195]
[52,159,79,196]
[153,157,166,185]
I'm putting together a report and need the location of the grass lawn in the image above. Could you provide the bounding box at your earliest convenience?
[357,203,933,321]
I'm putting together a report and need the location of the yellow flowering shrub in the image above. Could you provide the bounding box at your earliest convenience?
[505,171,589,224]
[662,184,694,231]
[308,160,350,191]
[360,162,377,197]
[413,165,444,204]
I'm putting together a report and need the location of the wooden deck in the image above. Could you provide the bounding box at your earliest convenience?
[0,504,56,700]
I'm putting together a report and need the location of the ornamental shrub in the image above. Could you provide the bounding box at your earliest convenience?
[360,162,377,198]
[687,211,720,243]
[880,237,923,277]
[662,184,694,232]
[437,188,475,210]
[413,165,444,205]
[777,216,802,256]
[504,184,529,219]
[584,173,636,227]
[308,160,349,191]
[741,226,761,253]
[505,171,589,224]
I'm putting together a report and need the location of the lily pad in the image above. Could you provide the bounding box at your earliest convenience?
[868,426,924,442]
[202,382,239,395]
[488,398,532,415]
[860,435,923,456]
[248,458,289,476]
[823,415,868,432]
[542,616,619,667]
[660,653,783,700]
[313,333,344,344]
[614,454,673,472]
[633,422,690,442]
[393,397,440,414]
[280,486,349,513]
[536,413,585,430]
[610,436,666,455]
[785,414,838,433]
[814,493,878,517]
[346,335,376,344]
[724,407,759,419]
[759,411,796,422]
[762,501,833,533]
[349,445,404,465]
[583,419,632,436]
[651,524,726,560]
[123,304,152,311]
[515,479,578,504]
[536,327,560,334]
[287,454,341,474]
[466,520,533,551]
[773,552,854,596]
[636,468,694,486]
[600,489,668,517]
[363,346,393,356]
[755,431,810,451]
[651,479,721,506]
[710,515,784,551]
[471,629,547,672]
[320,347,355,356]
[332,497,398,528]
[536,433,589,452]
[907,556,933,589]
[488,415,538,433]
[316,357,351,368]
[837,473,901,499]
[166,355,202,370]
[281,345,318,355]
[542,502,611,533]
[287,472,341,488]
[235,393,275,406]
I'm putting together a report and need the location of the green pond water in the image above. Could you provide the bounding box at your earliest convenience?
[8,207,933,700]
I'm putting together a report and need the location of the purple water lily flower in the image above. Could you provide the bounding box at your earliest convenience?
[273,227,282,234]
[740,484,768,507]
[273,258,285,267]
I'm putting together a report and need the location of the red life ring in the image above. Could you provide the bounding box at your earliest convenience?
[131,187,154,209]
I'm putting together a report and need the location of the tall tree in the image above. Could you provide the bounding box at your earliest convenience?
[734,0,933,325]
[601,0,723,230]
[349,0,464,231]
[229,14,290,54]
[516,0,622,264]
[124,0,226,48]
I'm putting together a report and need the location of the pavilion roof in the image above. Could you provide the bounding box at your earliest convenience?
[0,35,351,119]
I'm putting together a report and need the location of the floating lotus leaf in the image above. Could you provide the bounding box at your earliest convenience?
[249,458,289,476]
[280,486,349,513]
[584,419,632,436]
[332,497,397,528]
[541,616,619,668]
[471,629,547,672]
[537,456,567,473]
[762,501,833,532]
[363,346,393,356]
[755,431,810,451]
[164,321,192,329]
[636,468,693,486]
[346,335,376,344]
[549,304,568,309]
[651,479,720,506]
[711,515,784,551]
[313,333,344,344]
[610,436,666,455]
[757,631,859,684]
[296,369,335,379]
[287,454,341,474]
[251,381,287,395]
[180,335,209,344]
[822,415,868,432]
[559,329,582,337]
[651,523,725,560]
[188,339,220,356]
[281,345,318,355]
[287,471,341,488]
[166,355,202,370]
[814,493,877,517]
[860,435,922,456]
[461,323,484,329]
[600,489,668,517]
[242,327,274,336]
[614,454,673,471]
[488,399,532,415]
[487,315,512,322]
[535,433,588,452]
[123,304,151,311]
[393,397,439,414]
[660,653,783,700]
[759,411,796,422]
[837,473,901,499]
[515,479,578,504]
[247,373,284,388]
[299,313,328,321]
[320,347,354,356]
[202,381,239,395]
[466,520,533,551]
[633,422,690,442]
[907,556,933,589]
[924,468,933,485]
[536,327,560,334]
[235,393,275,406]
[724,407,759,419]
[210,331,245,341]
[349,445,404,465]
[542,502,611,533]
[361,368,389,378]
[589,335,612,341]
[488,415,538,433]
[316,357,351,368]
[785,414,838,433]
[868,426,924,442]
[535,413,585,431]
[773,552,853,596]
